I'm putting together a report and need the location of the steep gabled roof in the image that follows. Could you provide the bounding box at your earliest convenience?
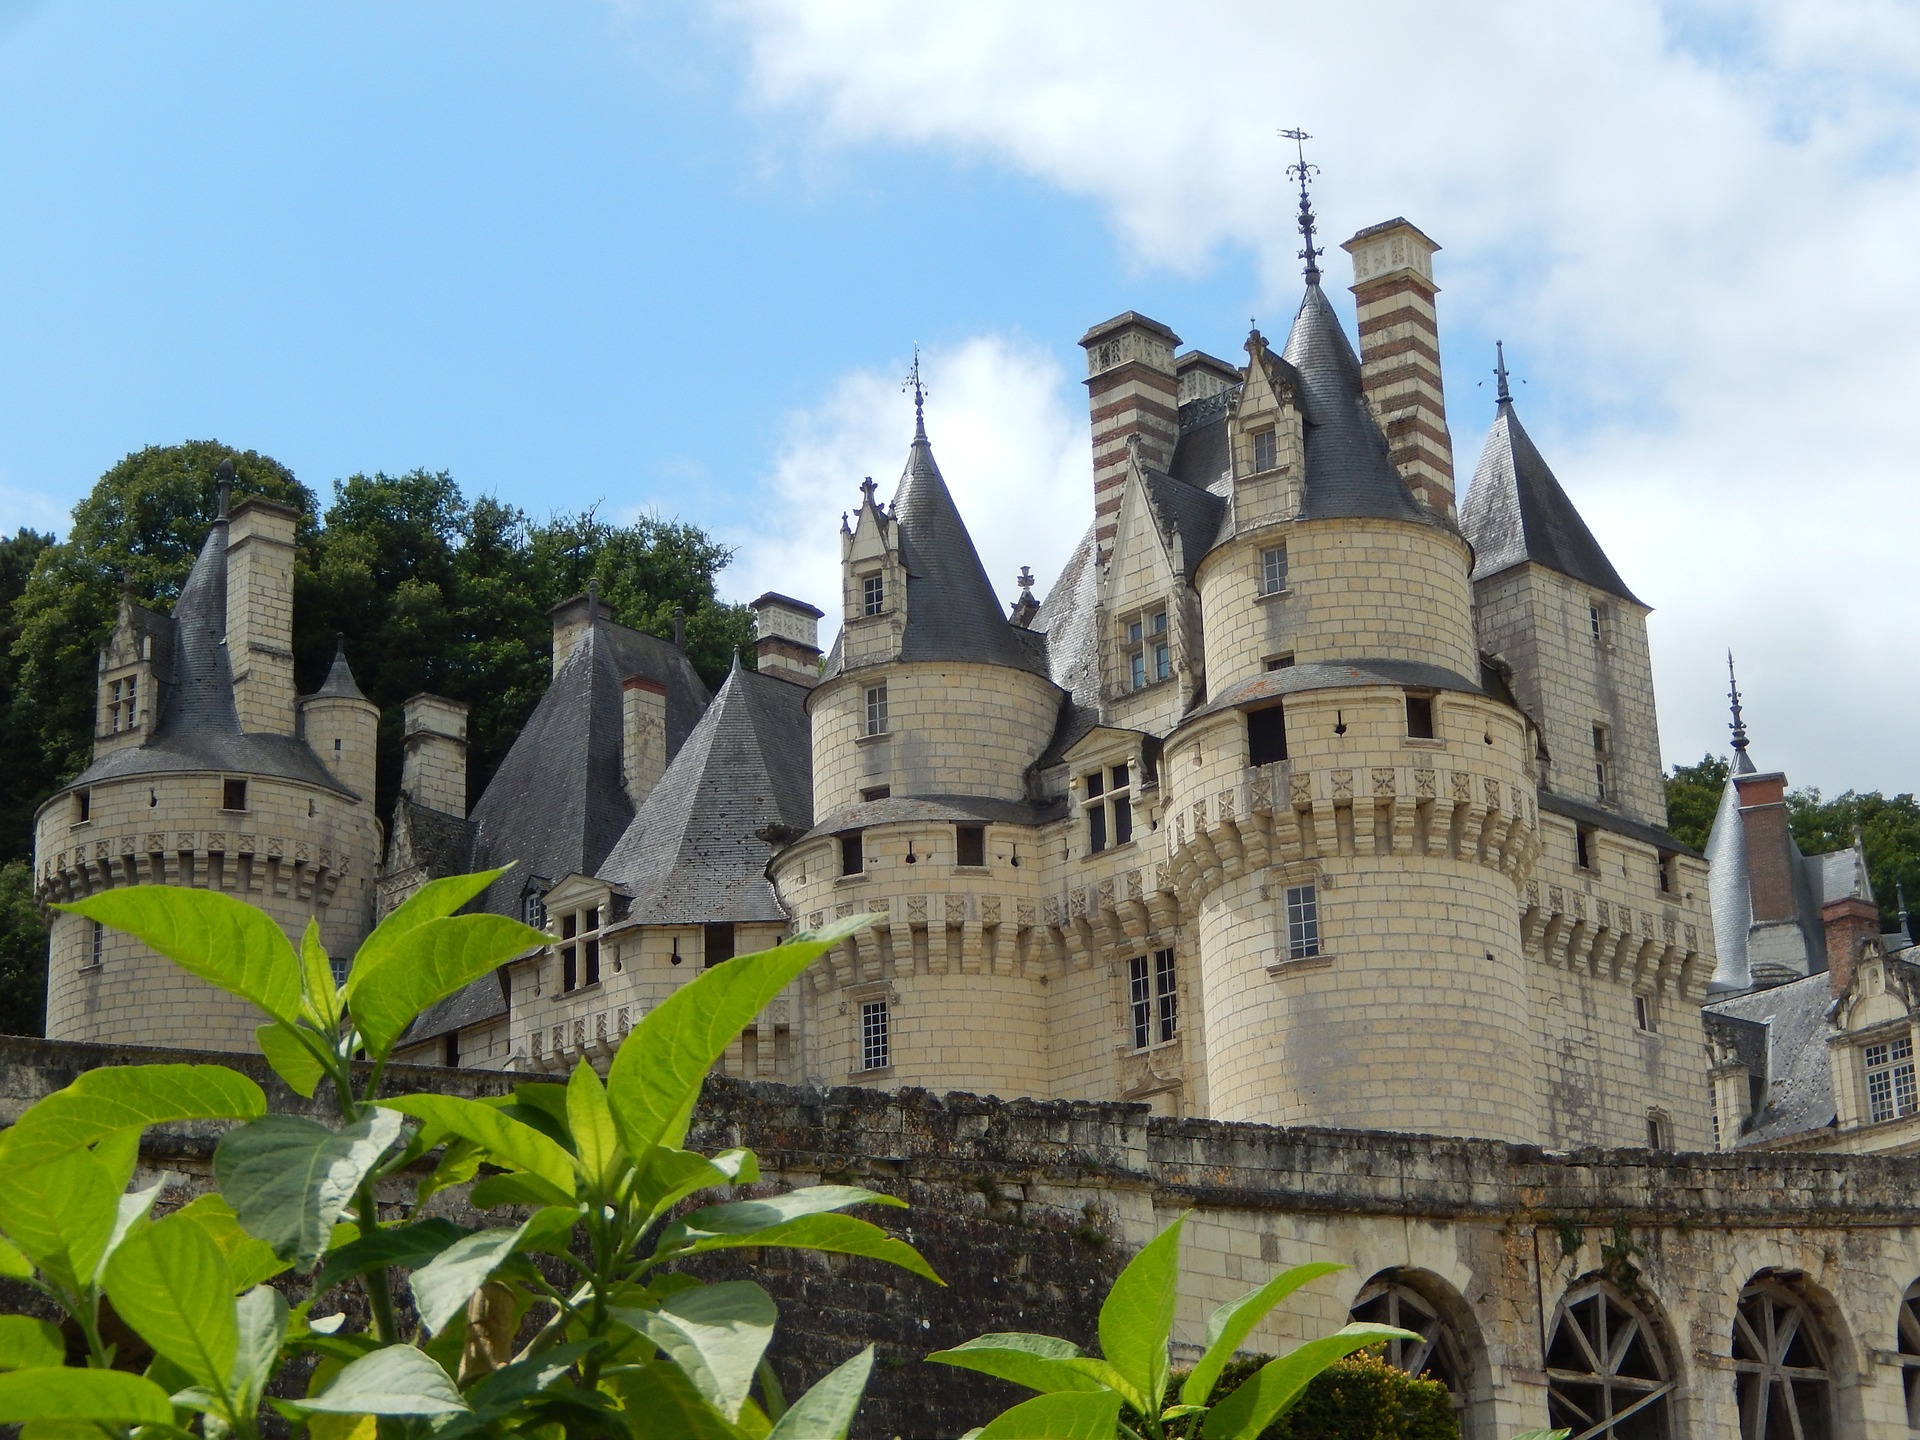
[1032,525,1101,765]
[890,420,1049,677]
[597,666,812,924]
[467,617,711,918]
[1461,400,1640,603]
[1139,470,1227,583]
[1281,286,1431,526]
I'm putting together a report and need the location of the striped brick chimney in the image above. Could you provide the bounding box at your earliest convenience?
[1340,219,1455,518]
[1080,312,1180,562]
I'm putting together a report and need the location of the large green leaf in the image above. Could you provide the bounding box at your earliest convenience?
[98,1178,165,1282]
[669,1186,902,1240]
[409,1226,529,1336]
[1097,1213,1184,1415]
[256,1022,328,1098]
[606,914,871,1159]
[0,1063,265,1170]
[766,1345,873,1440]
[344,869,507,992]
[1200,1324,1416,1440]
[603,1361,745,1440]
[378,1095,576,1201]
[289,1345,469,1416]
[230,1284,290,1415]
[299,918,341,1029]
[55,886,300,1023]
[926,1334,1113,1397]
[0,1149,118,1289]
[617,1282,776,1424]
[634,1148,759,1220]
[213,1110,404,1268]
[662,1212,941,1285]
[172,1195,291,1290]
[1180,1261,1344,1407]
[0,1318,62,1372]
[0,1369,175,1424]
[349,914,547,1057]
[312,1218,467,1297]
[103,1213,238,1392]
[566,1061,622,1191]
[973,1391,1123,1440]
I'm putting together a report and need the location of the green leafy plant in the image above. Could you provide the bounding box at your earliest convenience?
[0,870,930,1439]
[1183,1347,1457,1439]
[929,1214,1418,1440]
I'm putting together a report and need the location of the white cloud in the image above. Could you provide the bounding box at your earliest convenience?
[710,0,1920,795]
[719,334,1090,636]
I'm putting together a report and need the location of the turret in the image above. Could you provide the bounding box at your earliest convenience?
[300,640,379,804]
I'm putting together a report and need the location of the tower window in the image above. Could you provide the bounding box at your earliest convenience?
[1406,693,1435,739]
[865,684,889,736]
[1575,826,1596,870]
[75,790,91,824]
[222,778,249,811]
[955,824,986,868]
[704,922,736,968]
[1125,609,1170,690]
[1128,949,1179,1049]
[1265,653,1295,671]
[861,574,884,616]
[1247,705,1287,766]
[1588,602,1610,646]
[840,831,864,876]
[1261,544,1289,595]
[523,887,548,929]
[443,1032,460,1068]
[1657,852,1677,894]
[1251,428,1278,473]
[859,785,890,802]
[859,999,890,1071]
[1634,994,1655,1032]
[1592,724,1611,803]
[88,920,104,968]
[1866,1037,1917,1123]
[1284,884,1320,959]
[1645,1111,1671,1149]
[1081,764,1133,855]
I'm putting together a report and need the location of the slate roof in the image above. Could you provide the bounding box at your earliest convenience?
[1704,972,1838,1146]
[60,518,352,799]
[1460,399,1640,604]
[803,792,1067,844]
[466,615,711,919]
[1031,526,1102,766]
[311,641,367,700]
[1189,658,1484,722]
[1537,790,1702,859]
[1281,286,1435,527]
[597,666,813,925]
[1140,471,1228,582]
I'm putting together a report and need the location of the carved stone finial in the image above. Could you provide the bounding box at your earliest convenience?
[215,459,234,520]
[859,476,879,506]
[1017,565,1034,592]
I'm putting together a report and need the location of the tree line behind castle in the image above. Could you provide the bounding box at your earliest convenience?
[0,441,756,1032]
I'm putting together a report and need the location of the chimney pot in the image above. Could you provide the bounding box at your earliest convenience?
[1341,219,1455,517]
[1079,312,1181,563]
[750,592,824,688]
[401,694,469,818]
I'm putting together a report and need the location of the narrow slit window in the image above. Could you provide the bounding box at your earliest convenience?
[1285,884,1320,959]
[840,831,864,877]
[1592,724,1611,802]
[89,919,104,968]
[1634,995,1654,1032]
[860,1000,890,1071]
[1575,825,1595,870]
[955,824,986,868]
[75,790,91,824]
[1247,705,1287,766]
[704,922,736,968]
[1261,544,1288,595]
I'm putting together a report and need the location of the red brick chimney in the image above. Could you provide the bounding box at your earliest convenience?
[1080,313,1180,563]
[1734,772,1796,924]
[1823,895,1880,995]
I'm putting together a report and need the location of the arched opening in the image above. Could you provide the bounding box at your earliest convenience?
[1545,1279,1675,1438]
[1895,1280,1920,1429]
[1349,1271,1474,1421]
[1732,1274,1833,1439]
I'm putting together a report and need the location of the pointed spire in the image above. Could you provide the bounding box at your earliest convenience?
[1493,341,1512,406]
[1728,652,1755,774]
[904,346,927,439]
[1280,128,1322,286]
[313,635,368,701]
[216,459,234,520]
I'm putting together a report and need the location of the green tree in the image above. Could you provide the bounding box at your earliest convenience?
[1185,1349,1457,1439]
[0,860,46,1036]
[1786,788,1920,934]
[0,528,55,861]
[1664,755,1730,852]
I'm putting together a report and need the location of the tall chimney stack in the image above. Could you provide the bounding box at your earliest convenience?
[621,676,668,805]
[225,496,302,734]
[1341,220,1455,518]
[1080,313,1180,562]
[750,592,824,687]
[401,694,469,818]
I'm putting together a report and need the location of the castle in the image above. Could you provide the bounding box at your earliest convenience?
[32,194,1920,1438]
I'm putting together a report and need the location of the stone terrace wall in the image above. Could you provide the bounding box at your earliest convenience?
[6,1038,1920,1438]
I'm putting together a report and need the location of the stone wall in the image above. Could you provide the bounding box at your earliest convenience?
[7,1037,1920,1438]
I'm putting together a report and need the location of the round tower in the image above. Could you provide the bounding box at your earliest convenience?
[772,401,1064,1097]
[1164,262,1543,1141]
[32,478,381,1050]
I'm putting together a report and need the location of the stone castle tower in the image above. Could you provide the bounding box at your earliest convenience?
[31,465,381,1049]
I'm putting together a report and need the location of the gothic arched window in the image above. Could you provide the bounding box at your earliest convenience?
[1545,1280,1674,1438]
[1896,1281,1920,1429]
[1732,1277,1833,1440]
[1349,1275,1468,1410]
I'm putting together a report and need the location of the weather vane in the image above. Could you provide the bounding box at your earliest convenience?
[1278,127,1321,284]
[903,345,927,434]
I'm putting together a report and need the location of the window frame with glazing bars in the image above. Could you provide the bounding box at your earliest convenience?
[1251,427,1278,474]
[1125,608,1170,691]
[1865,1035,1917,1123]
[865,683,889,736]
[1260,543,1288,596]
[1284,883,1320,960]
[558,905,603,993]
[1127,948,1179,1050]
[861,573,885,617]
[1081,762,1134,855]
[859,999,890,1071]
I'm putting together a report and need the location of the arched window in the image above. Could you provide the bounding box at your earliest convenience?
[1545,1280,1674,1438]
[1349,1275,1469,1411]
[1732,1277,1832,1440]
[1896,1281,1920,1429]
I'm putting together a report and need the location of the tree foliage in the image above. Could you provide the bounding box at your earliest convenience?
[0,861,46,1037]
[1666,755,1920,934]
[1187,1349,1457,1440]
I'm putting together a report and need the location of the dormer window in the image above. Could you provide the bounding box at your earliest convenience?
[1127,610,1170,691]
[559,905,603,992]
[522,879,549,930]
[107,676,139,733]
[1865,1038,1917,1123]
[861,574,885,616]
[1081,764,1132,854]
[1252,428,1278,473]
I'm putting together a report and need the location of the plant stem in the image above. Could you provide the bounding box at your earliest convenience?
[354,1185,398,1344]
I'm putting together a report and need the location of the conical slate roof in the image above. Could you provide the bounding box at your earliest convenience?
[1461,400,1640,604]
[1705,775,1755,992]
[597,665,812,924]
[1281,286,1431,526]
[311,640,367,701]
[890,420,1049,676]
[155,518,239,738]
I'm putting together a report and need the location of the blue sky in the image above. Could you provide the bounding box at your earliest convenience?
[4,2,1919,795]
